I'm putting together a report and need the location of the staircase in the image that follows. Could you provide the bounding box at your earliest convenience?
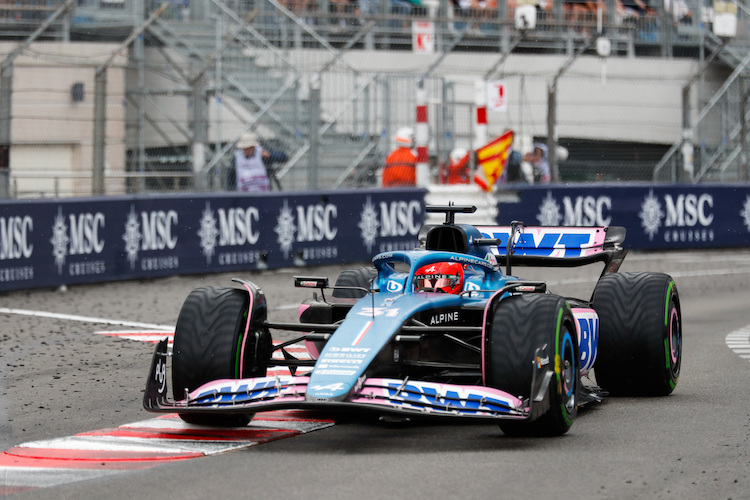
[654,33,750,182]
[146,14,384,191]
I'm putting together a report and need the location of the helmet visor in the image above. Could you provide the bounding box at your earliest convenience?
[415,274,458,291]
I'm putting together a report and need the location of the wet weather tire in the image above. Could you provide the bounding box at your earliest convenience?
[592,272,681,396]
[172,286,271,426]
[332,266,377,298]
[484,294,579,437]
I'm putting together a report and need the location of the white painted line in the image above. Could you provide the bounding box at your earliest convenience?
[0,467,123,488]
[0,307,173,330]
[16,437,214,455]
[725,326,750,363]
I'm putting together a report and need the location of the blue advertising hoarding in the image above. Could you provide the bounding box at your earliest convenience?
[4,183,750,293]
[0,189,426,292]
[496,183,750,250]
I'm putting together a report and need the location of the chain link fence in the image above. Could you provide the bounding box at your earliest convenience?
[0,0,748,197]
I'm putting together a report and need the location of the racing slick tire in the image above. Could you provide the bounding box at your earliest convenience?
[484,294,579,437]
[332,266,377,298]
[591,272,681,396]
[172,285,272,426]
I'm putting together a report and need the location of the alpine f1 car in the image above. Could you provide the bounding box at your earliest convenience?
[144,204,681,436]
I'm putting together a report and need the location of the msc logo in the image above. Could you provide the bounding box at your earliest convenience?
[640,190,714,242]
[141,210,178,251]
[380,200,421,237]
[297,204,337,242]
[122,206,179,270]
[536,191,612,226]
[218,207,260,246]
[50,208,106,273]
[358,198,422,251]
[0,215,33,260]
[275,200,338,258]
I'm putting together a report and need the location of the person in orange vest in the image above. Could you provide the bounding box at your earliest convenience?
[446,147,471,184]
[382,127,417,187]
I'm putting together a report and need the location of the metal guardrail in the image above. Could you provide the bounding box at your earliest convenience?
[10,171,194,198]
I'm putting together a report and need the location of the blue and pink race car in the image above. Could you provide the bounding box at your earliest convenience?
[144,204,682,436]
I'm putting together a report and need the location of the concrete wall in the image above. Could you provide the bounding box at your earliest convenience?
[280,49,720,145]
[1,42,127,197]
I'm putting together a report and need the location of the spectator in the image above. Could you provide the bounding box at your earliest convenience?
[453,0,497,33]
[498,150,528,185]
[382,127,417,187]
[391,0,418,28]
[329,0,358,27]
[523,142,551,184]
[360,0,380,15]
[664,0,691,24]
[564,0,599,33]
[228,132,288,192]
[446,147,471,184]
[619,0,653,18]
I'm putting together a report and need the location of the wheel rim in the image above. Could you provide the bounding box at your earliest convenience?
[560,329,576,413]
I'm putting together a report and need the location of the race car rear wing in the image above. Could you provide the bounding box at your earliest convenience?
[476,223,627,276]
[421,204,627,277]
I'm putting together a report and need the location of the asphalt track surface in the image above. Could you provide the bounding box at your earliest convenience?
[2,249,750,499]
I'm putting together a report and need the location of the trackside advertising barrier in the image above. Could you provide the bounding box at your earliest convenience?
[3,183,750,292]
[0,189,426,293]
[496,183,750,249]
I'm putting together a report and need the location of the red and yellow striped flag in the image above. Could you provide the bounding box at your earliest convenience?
[474,130,514,191]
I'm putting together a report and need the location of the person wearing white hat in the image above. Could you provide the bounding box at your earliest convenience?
[230,131,288,192]
[382,127,417,187]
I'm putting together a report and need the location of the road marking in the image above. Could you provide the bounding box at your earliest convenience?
[725,326,750,361]
[0,411,333,494]
[0,307,173,330]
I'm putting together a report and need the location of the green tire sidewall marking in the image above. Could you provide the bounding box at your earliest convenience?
[664,281,674,326]
[235,307,249,378]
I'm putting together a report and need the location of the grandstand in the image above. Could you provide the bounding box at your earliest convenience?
[0,0,748,198]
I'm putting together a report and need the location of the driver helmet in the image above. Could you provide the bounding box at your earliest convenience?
[414,262,464,294]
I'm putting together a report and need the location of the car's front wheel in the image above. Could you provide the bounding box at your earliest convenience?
[172,285,271,426]
[484,294,579,437]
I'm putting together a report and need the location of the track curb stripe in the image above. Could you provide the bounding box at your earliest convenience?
[725,326,750,362]
[1,411,333,493]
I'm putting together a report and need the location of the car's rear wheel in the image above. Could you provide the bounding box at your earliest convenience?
[332,266,377,298]
[172,285,271,426]
[484,294,579,437]
[592,272,681,396]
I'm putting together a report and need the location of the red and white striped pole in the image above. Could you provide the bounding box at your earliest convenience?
[475,79,488,150]
[416,82,429,187]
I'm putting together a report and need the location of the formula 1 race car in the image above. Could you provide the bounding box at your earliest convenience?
[144,204,682,436]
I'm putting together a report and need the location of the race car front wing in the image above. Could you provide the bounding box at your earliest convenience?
[144,338,554,422]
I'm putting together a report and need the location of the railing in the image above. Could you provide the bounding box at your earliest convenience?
[10,171,194,199]
[654,45,750,182]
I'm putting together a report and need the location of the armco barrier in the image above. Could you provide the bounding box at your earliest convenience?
[496,183,750,250]
[0,189,426,293]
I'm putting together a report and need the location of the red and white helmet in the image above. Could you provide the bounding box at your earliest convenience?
[414,262,464,294]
